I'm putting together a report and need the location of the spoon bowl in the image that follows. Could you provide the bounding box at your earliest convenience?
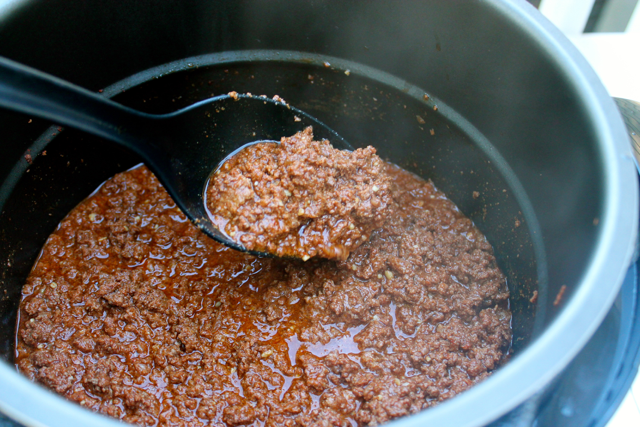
[0,57,352,257]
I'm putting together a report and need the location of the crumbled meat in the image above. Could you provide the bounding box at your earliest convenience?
[206,127,392,261]
[16,158,511,427]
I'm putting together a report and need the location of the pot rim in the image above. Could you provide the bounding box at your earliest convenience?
[0,0,637,426]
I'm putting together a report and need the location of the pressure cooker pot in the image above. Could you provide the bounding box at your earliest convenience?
[0,1,636,427]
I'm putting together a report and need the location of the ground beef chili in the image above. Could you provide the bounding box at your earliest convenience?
[16,161,511,427]
[205,127,392,261]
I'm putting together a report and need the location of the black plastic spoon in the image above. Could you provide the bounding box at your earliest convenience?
[0,56,352,257]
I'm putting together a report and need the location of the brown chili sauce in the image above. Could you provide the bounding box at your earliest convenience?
[16,155,511,426]
[205,128,392,261]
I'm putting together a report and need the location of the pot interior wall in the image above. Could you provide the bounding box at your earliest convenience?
[0,59,538,362]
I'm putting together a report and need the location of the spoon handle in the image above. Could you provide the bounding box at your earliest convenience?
[0,56,157,153]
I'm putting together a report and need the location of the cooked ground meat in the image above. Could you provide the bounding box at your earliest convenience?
[205,127,392,261]
[16,161,511,427]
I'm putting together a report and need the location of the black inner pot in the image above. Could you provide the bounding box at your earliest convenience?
[0,1,630,426]
[0,54,540,361]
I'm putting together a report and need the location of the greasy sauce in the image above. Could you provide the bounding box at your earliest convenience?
[16,161,511,427]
